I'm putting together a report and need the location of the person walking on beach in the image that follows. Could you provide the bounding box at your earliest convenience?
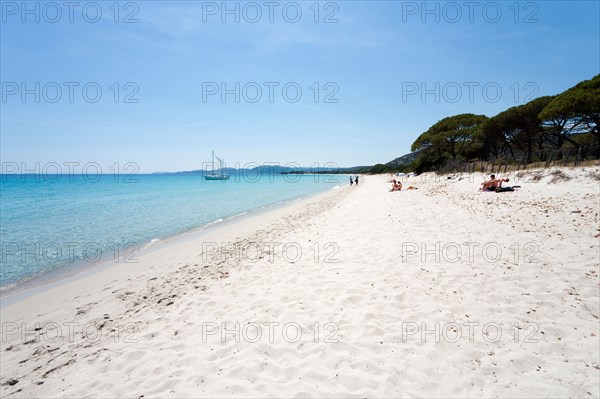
[355,176,359,186]
[349,176,353,186]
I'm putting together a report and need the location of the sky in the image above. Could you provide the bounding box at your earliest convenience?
[1,0,599,172]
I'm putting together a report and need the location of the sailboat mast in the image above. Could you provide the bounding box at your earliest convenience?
[214,154,224,171]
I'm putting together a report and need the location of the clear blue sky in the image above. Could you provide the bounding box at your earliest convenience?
[1,0,599,172]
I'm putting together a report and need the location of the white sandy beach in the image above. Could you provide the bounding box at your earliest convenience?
[1,167,599,398]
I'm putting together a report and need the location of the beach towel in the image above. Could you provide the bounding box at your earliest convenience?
[495,187,515,193]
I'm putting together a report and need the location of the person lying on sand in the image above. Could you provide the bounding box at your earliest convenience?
[480,174,509,191]
[495,183,521,192]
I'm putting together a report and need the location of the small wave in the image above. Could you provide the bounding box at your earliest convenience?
[204,218,224,227]
[140,238,162,251]
[331,184,341,190]
[0,281,17,293]
[227,211,248,220]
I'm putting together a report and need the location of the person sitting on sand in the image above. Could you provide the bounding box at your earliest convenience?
[480,174,509,191]
[390,179,402,192]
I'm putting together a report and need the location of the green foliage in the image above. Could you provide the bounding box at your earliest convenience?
[369,163,391,174]
[394,164,411,173]
[412,149,444,174]
[539,74,600,139]
[409,113,488,169]
[486,96,552,162]
[402,74,599,172]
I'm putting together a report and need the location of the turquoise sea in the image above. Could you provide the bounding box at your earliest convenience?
[0,173,341,291]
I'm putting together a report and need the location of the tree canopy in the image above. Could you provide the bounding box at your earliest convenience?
[539,74,600,139]
[410,113,488,173]
[404,74,599,173]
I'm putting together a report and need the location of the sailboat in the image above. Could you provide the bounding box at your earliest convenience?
[204,151,230,180]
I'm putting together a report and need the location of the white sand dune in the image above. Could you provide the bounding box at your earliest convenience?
[1,166,599,397]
